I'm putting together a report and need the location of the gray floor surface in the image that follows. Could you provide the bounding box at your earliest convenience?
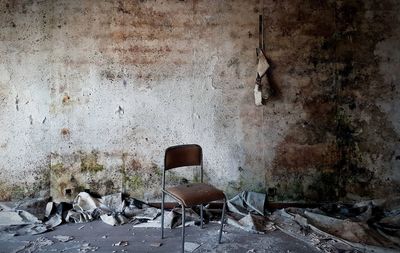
[0,220,320,253]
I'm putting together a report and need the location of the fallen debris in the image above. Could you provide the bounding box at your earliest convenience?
[14,236,53,253]
[0,210,40,225]
[3,190,399,253]
[112,241,129,246]
[78,242,98,252]
[53,235,74,242]
[150,242,163,247]
[100,213,129,226]
[271,198,400,253]
[228,191,266,216]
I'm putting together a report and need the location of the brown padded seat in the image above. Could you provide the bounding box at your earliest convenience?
[166,183,225,207]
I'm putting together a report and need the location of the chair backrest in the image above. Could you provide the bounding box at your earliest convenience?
[164,144,202,170]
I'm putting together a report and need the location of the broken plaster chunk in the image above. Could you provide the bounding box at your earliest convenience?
[150,242,163,247]
[79,243,98,252]
[53,235,74,242]
[112,241,129,247]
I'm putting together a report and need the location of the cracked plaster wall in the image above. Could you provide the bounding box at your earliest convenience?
[0,0,399,202]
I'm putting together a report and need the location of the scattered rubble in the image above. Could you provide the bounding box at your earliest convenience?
[1,191,400,252]
[78,242,98,252]
[53,235,74,242]
[112,241,129,246]
[14,236,54,253]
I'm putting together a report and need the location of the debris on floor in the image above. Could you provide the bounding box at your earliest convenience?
[149,242,163,247]
[271,197,400,252]
[228,191,266,216]
[0,210,40,226]
[53,235,74,242]
[112,240,129,246]
[1,190,400,252]
[184,241,201,252]
[14,236,54,252]
[78,242,98,252]
[226,191,271,234]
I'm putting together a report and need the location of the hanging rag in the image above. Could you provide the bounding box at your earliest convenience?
[254,48,270,106]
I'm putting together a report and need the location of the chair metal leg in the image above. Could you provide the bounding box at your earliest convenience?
[200,204,203,229]
[161,191,165,239]
[182,205,186,253]
[218,199,226,244]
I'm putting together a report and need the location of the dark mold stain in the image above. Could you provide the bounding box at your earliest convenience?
[268,0,400,202]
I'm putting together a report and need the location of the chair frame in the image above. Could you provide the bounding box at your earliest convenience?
[160,144,226,253]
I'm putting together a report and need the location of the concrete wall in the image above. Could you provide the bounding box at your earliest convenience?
[0,0,399,202]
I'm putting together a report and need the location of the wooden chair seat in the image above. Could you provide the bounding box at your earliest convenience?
[166,183,225,207]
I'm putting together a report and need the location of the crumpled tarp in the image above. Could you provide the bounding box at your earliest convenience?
[272,197,400,253]
[0,192,162,236]
[57,192,160,226]
[0,197,55,236]
[226,191,274,234]
[228,191,266,216]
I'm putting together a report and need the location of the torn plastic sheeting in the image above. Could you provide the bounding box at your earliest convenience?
[100,213,129,226]
[45,214,62,228]
[73,192,103,212]
[273,200,400,253]
[65,209,94,223]
[228,191,266,216]
[271,209,367,253]
[0,223,49,236]
[132,208,199,229]
[226,213,269,234]
[57,192,163,227]
[303,210,397,248]
[101,193,125,213]
[0,210,40,226]
[123,198,160,220]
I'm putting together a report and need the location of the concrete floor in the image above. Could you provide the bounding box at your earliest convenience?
[0,221,319,253]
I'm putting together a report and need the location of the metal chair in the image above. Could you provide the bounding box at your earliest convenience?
[160,144,226,253]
